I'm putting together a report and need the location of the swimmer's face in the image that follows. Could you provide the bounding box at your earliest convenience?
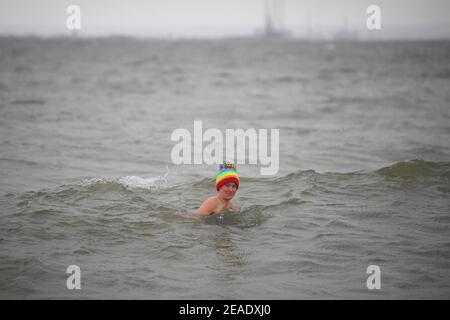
[218,182,237,200]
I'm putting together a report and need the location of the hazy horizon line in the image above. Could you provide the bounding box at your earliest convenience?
[1,32,449,42]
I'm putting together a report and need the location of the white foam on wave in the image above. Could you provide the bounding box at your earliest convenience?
[77,177,110,186]
[118,175,166,190]
[77,169,170,191]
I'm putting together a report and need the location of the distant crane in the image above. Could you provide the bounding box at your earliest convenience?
[333,16,359,40]
[262,0,290,38]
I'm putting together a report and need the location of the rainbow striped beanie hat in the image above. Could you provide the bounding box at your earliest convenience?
[215,162,240,191]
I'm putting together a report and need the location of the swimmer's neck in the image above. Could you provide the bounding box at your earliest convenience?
[216,195,232,205]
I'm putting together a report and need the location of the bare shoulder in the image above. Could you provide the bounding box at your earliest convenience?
[206,196,219,203]
[203,196,219,207]
[196,197,219,216]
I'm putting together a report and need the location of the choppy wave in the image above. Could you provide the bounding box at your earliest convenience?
[375,159,450,178]
[269,160,450,183]
[8,159,450,208]
[200,204,270,228]
[77,172,170,191]
[2,159,450,298]
[3,159,447,231]
[2,38,450,299]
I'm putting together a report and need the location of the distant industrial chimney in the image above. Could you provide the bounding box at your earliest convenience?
[263,0,290,38]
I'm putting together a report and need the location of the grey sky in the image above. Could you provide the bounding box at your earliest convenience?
[0,0,449,39]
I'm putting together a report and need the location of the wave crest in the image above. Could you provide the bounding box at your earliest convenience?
[78,172,169,191]
[375,159,450,178]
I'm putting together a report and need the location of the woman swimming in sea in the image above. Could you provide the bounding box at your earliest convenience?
[196,162,241,216]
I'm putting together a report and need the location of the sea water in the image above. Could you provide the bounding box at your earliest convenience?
[0,37,449,299]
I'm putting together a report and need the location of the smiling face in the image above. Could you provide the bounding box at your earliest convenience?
[218,182,237,200]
